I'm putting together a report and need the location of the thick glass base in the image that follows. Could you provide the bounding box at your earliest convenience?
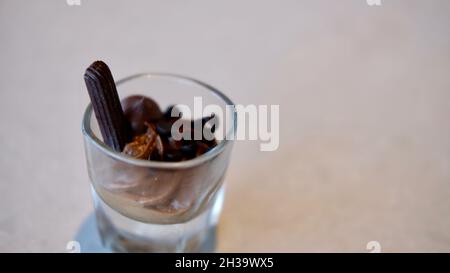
[91,185,224,253]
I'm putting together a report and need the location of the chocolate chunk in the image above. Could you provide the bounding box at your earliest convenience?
[156,120,174,136]
[149,134,164,161]
[180,141,197,159]
[123,124,161,159]
[167,137,182,150]
[164,150,184,162]
[121,95,163,135]
[84,61,132,151]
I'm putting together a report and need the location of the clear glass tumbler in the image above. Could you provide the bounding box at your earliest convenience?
[82,73,236,252]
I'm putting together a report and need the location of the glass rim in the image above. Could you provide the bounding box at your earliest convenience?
[82,72,236,169]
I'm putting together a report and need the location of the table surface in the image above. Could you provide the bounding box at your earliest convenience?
[1,0,450,252]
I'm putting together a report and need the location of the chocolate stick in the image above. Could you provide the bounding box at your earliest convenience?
[84,61,132,151]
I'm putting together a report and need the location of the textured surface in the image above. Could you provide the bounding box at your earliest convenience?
[1,0,450,252]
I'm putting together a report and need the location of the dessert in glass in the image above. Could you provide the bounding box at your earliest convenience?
[82,61,236,252]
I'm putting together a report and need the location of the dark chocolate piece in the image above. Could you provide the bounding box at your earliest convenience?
[123,124,163,160]
[164,150,184,162]
[180,141,197,159]
[84,61,132,151]
[156,119,174,136]
[121,95,163,135]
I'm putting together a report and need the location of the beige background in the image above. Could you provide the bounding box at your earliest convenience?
[1,0,450,252]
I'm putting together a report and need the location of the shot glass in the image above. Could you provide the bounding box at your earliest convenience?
[82,73,236,252]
